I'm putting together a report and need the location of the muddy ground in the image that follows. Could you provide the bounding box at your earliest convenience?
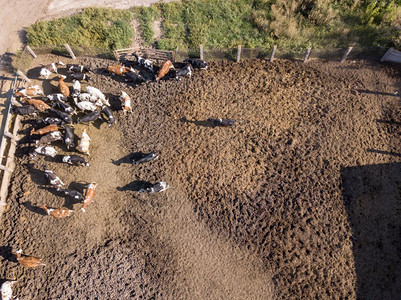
[0,55,400,299]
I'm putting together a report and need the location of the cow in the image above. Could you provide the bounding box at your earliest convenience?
[68,71,92,81]
[49,108,72,124]
[86,86,110,106]
[81,182,98,212]
[101,106,115,128]
[14,85,44,97]
[56,188,84,201]
[119,91,132,115]
[30,145,57,158]
[41,117,64,125]
[41,205,73,219]
[66,64,91,73]
[63,124,75,149]
[20,97,50,111]
[35,131,63,146]
[77,111,101,124]
[77,93,102,106]
[78,129,91,155]
[15,249,45,268]
[183,58,208,70]
[207,118,235,127]
[156,60,174,81]
[76,101,97,112]
[30,124,59,136]
[12,105,36,116]
[175,64,193,80]
[139,181,168,193]
[132,152,158,165]
[58,75,70,98]
[47,93,67,102]
[52,99,75,115]
[39,61,65,79]
[125,67,146,84]
[133,52,154,73]
[107,65,130,76]
[0,280,17,300]
[44,166,65,187]
[62,155,90,167]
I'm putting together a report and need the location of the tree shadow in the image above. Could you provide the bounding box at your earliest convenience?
[0,246,17,263]
[341,162,401,299]
[21,201,47,216]
[117,180,152,192]
[367,148,401,157]
[375,119,401,126]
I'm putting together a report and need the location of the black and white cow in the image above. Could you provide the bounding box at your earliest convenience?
[175,64,193,80]
[183,58,208,70]
[63,124,75,149]
[66,64,92,73]
[56,188,84,201]
[133,52,154,73]
[68,71,92,81]
[40,61,65,79]
[62,155,90,167]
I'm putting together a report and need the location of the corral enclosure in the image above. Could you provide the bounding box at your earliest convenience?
[0,53,401,299]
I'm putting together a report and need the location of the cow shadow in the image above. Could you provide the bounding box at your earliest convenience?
[117,180,152,192]
[26,66,43,80]
[28,166,47,186]
[111,153,133,166]
[357,89,399,97]
[15,146,32,158]
[180,117,216,128]
[375,119,401,126]
[21,201,47,216]
[367,148,401,158]
[0,246,17,263]
[42,78,58,95]
[341,162,401,299]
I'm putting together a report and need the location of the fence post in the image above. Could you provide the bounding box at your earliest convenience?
[236,45,242,62]
[25,46,37,59]
[199,44,204,60]
[303,48,311,63]
[16,70,31,83]
[64,44,76,60]
[340,47,353,63]
[270,45,277,62]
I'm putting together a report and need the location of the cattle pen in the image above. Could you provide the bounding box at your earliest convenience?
[1,42,401,299]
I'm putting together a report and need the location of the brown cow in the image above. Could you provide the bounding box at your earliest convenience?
[30,124,59,136]
[81,182,98,212]
[58,75,70,98]
[21,97,50,111]
[156,60,174,81]
[107,65,130,76]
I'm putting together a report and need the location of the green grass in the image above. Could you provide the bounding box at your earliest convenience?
[26,1,401,51]
[26,7,134,49]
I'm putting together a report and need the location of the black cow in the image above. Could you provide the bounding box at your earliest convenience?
[56,188,84,201]
[12,105,36,116]
[52,99,75,115]
[132,152,158,165]
[63,124,75,149]
[207,118,235,127]
[76,111,101,124]
[101,106,115,128]
[49,108,72,124]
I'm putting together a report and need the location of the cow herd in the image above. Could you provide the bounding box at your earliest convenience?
[0,52,231,298]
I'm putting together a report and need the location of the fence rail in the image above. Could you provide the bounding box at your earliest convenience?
[12,44,392,73]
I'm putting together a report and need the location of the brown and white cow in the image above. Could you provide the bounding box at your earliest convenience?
[119,91,132,115]
[14,85,44,97]
[30,124,59,136]
[156,60,175,81]
[58,75,70,98]
[81,182,98,212]
[41,205,73,219]
[107,65,130,76]
[21,97,50,111]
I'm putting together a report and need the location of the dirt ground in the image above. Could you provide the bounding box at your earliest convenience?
[0,55,401,299]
